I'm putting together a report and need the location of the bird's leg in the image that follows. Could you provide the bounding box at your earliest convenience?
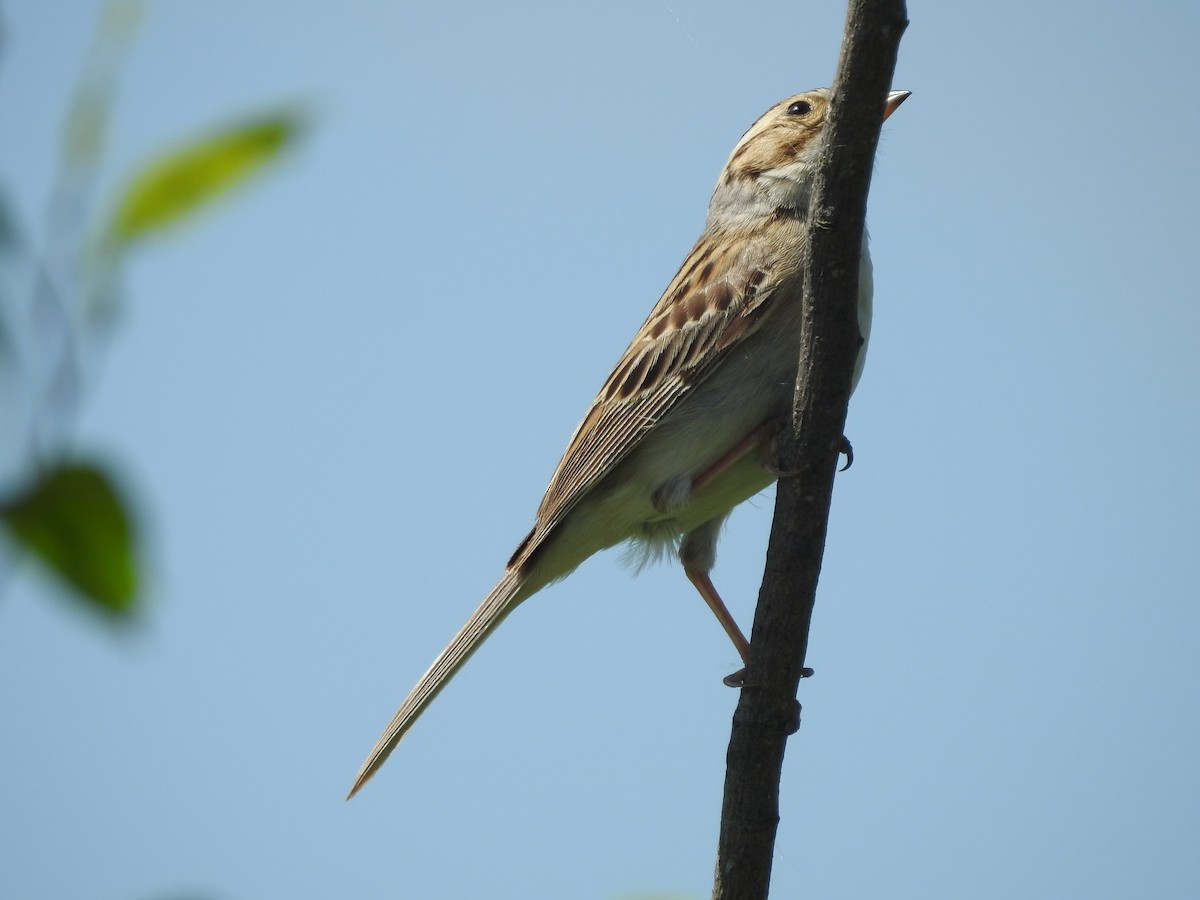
[690,417,784,496]
[680,519,751,687]
[689,419,854,495]
[685,567,750,665]
[679,422,851,689]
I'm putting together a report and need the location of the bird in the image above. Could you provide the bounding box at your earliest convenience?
[349,87,909,798]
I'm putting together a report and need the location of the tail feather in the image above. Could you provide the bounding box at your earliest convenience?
[347,567,527,799]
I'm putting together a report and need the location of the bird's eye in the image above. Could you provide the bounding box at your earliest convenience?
[786,100,812,116]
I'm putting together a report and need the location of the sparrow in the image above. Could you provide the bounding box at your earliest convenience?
[349,87,909,798]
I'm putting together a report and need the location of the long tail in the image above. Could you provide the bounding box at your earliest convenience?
[347,567,528,799]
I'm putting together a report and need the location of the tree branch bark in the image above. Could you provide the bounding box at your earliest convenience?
[711,2,908,898]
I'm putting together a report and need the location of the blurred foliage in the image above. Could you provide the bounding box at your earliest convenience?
[0,188,18,355]
[0,0,304,621]
[0,189,18,251]
[0,460,136,614]
[60,0,146,173]
[104,113,304,247]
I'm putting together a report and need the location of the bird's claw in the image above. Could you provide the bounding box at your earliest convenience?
[838,436,854,471]
[723,665,814,688]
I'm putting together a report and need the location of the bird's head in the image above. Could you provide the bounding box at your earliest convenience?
[707,88,909,230]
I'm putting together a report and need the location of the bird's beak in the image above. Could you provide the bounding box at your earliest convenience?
[883,90,911,120]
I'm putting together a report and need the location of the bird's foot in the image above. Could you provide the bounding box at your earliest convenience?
[764,433,853,477]
[722,665,814,688]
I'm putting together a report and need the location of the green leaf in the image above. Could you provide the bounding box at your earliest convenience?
[104,110,303,246]
[0,460,139,616]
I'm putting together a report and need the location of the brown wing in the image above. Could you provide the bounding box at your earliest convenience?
[508,227,797,569]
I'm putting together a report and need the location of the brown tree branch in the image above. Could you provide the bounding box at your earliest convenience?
[711,2,908,898]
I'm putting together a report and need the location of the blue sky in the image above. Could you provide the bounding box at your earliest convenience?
[2,1,1199,898]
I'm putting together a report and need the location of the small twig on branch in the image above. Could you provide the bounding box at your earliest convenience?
[711,2,908,898]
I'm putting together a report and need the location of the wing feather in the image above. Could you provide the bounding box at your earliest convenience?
[508,225,798,569]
